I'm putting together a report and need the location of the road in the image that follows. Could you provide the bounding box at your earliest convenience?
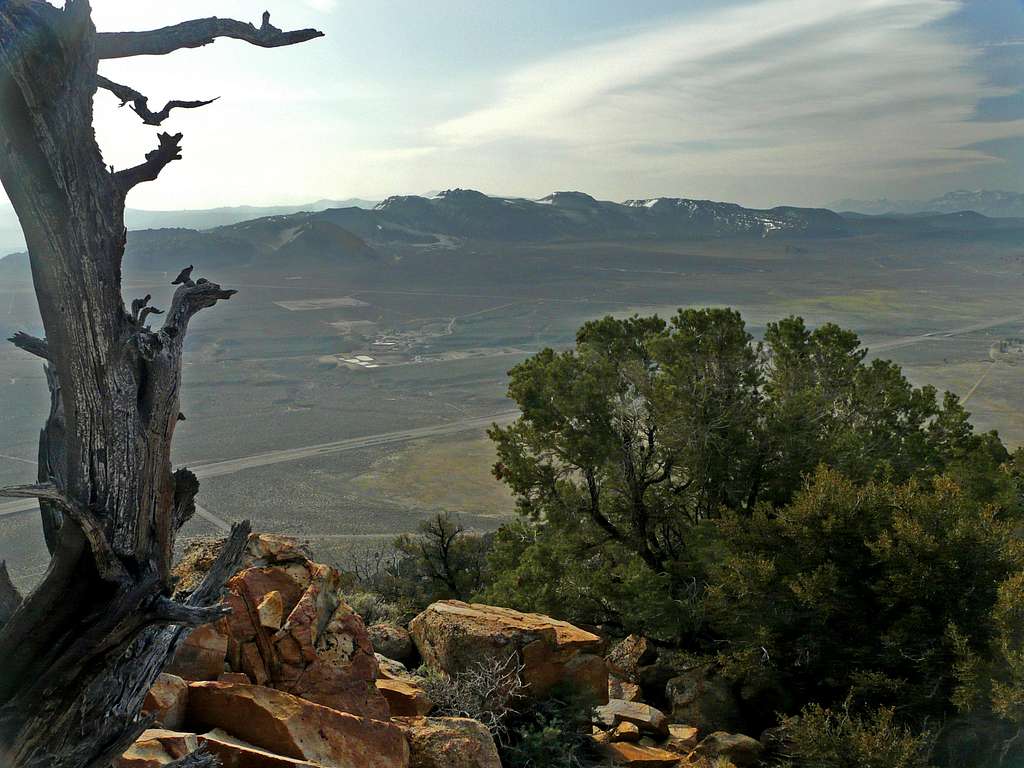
[868,313,1024,353]
[0,411,519,522]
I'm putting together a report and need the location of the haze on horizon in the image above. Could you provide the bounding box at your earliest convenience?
[12,0,1024,211]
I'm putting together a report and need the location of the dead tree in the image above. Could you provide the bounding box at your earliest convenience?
[0,3,322,767]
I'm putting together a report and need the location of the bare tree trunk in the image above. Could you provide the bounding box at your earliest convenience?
[0,3,321,766]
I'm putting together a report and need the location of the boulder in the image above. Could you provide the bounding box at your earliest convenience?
[218,672,252,685]
[199,729,319,768]
[218,553,387,718]
[377,653,411,679]
[609,675,643,703]
[600,742,682,767]
[606,635,657,683]
[611,722,641,743]
[665,724,699,753]
[369,623,416,665]
[377,677,433,717]
[173,533,312,596]
[691,732,763,767]
[165,625,228,681]
[143,674,189,731]
[594,699,669,736]
[665,663,742,733]
[186,681,409,768]
[394,717,501,768]
[115,729,195,768]
[410,601,607,703]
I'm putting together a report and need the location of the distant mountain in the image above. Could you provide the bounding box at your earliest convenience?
[0,198,380,255]
[833,190,1024,218]
[3,189,1021,276]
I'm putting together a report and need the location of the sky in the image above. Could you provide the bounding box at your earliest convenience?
[31,0,1024,208]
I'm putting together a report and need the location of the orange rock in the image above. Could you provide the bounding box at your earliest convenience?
[256,590,285,630]
[143,674,189,731]
[409,601,608,703]
[187,681,409,768]
[601,741,682,766]
[665,724,699,753]
[609,675,643,702]
[218,672,252,685]
[377,677,432,717]
[394,717,501,768]
[166,625,228,681]
[199,729,318,768]
[594,699,669,736]
[114,729,196,768]
[217,554,387,718]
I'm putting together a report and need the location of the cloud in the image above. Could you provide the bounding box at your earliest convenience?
[432,0,1024,188]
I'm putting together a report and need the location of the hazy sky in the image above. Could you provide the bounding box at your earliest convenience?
[35,1,1024,208]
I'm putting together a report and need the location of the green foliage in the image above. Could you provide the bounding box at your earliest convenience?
[709,467,1022,720]
[500,686,602,768]
[485,310,999,639]
[778,702,934,768]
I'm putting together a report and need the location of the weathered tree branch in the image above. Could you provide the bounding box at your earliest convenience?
[96,75,218,126]
[163,278,237,334]
[8,331,48,361]
[113,131,183,194]
[0,484,128,583]
[172,468,199,531]
[0,562,21,628]
[96,12,324,59]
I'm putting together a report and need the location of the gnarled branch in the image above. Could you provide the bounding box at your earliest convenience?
[96,12,324,59]
[172,468,199,532]
[113,131,183,194]
[0,484,128,583]
[0,562,21,628]
[8,332,48,361]
[166,747,221,768]
[150,597,230,627]
[163,278,237,334]
[96,75,218,126]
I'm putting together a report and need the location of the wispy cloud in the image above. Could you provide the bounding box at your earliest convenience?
[303,0,338,12]
[432,0,1024,188]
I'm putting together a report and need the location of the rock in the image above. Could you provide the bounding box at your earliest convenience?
[606,635,657,683]
[218,672,252,685]
[219,555,387,718]
[187,681,409,768]
[601,742,682,766]
[611,722,641,743]
[165,625,228,681]
[256,590,285,630]
[665,724,699,753]
[394,717,501,768]
[594,699,669,736]
[115,729,196,767]
[173,533,312,595]
[410,601,607,703]
[199,729,319,768]
[665,663,742,733]
[369,623,416,665]
[244,533,312,566]
[691,732,763,767]
[143,674,189,731]
[610,675,643,702]
[376,653,411,679]
[377,677,433,717]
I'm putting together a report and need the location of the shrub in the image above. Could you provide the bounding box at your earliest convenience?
[777,702,934,768]
[417,654,527,742]
[500,686,603,768]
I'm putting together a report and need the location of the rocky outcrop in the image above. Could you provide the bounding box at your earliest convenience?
[181,533,388,718]
[394,717,501,768]
[143,674,189,731]
[115,729,195,767]
[606,635,657,683]
[187,681,409,768]
[665,663,742,733]
[409,601,608,703]
[691,731,764,766]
